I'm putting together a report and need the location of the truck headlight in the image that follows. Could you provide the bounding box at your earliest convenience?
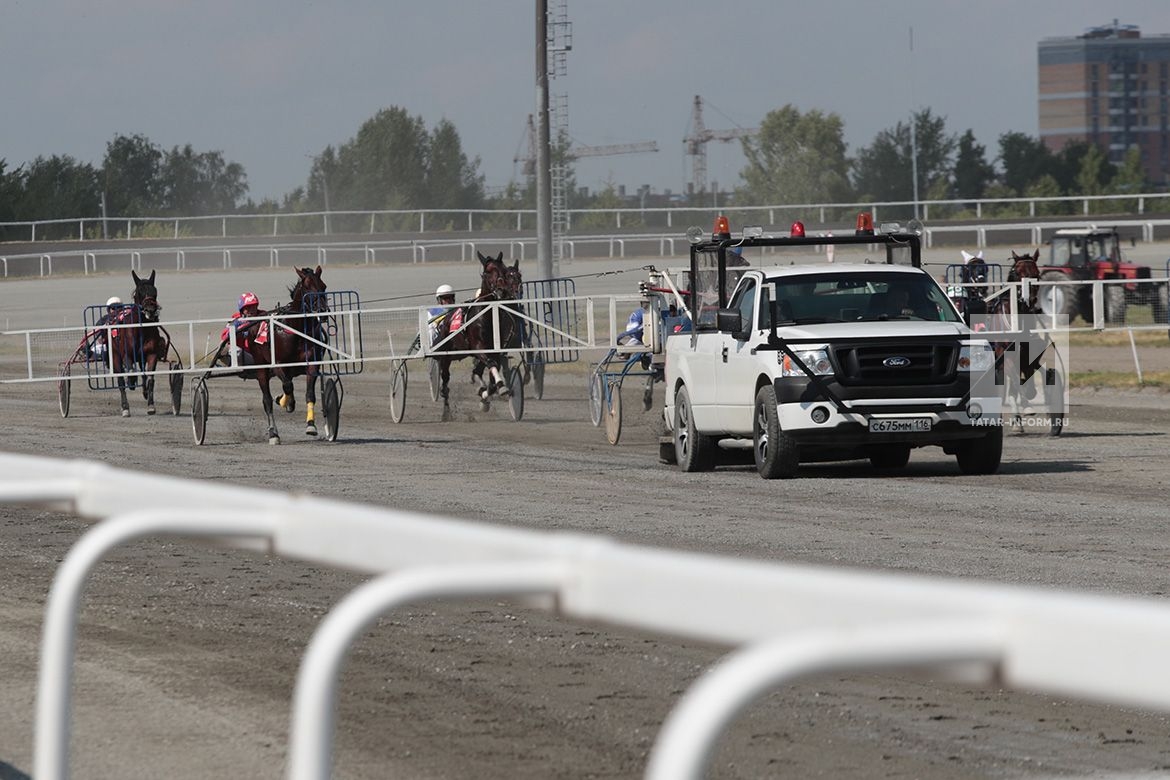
[958,342,995,372]
[781,349,833,377]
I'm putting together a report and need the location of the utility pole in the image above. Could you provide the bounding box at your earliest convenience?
[909,26,920,220]
[535,0,552,280]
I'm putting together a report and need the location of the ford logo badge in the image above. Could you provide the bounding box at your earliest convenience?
[883,356,911,367]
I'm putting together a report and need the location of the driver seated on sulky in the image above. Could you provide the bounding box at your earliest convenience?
[89,296,124,361]
[221,291,265,367]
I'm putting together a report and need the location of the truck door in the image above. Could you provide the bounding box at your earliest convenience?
[717,277,765,433]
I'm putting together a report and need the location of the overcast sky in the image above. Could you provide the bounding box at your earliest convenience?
[3,0,1167,204]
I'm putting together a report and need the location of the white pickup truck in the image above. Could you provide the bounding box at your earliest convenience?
[662,217,1003,478]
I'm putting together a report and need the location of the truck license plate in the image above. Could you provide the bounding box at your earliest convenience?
[868,418,932,433]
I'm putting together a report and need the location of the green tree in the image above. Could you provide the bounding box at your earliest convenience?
[101,133,163,215]
[739,105,851,206]
[997,132,1054,195]
[952,130,995,200]
[1108,146,1145,213]
[426,118,485,211]
[158,144,248,216]
[1024,174,1066,216]
[333,106,430,211]
[17,155,101,223]
[852,109,955,216]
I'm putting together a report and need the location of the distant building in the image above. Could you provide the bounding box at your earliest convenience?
[1038,20,1170,187]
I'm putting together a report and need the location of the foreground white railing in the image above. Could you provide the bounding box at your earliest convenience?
[6,452,1170,779]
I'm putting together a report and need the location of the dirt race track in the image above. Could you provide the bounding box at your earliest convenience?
[4,257,1170,779]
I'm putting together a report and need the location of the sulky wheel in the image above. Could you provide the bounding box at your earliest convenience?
[531,353,545,400]
[605,381,623,445]
[169,362,184,415]
[389,359,408,423]
[191,377,209,445]
[57,364,72,418]
[427,358,441,402]
[588,369,604,427]
[323,377,341,441]
[508,364,525,421]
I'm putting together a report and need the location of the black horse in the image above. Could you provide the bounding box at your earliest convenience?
[432,252,522,420]
[213,266,328,444]
[108,269,177,417]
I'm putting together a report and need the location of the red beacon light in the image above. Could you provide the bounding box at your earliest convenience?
[712,215,731,240]
[855,211,875,236]
[789,221,805,238]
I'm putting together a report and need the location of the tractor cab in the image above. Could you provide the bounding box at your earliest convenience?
[1048,227,1121,279]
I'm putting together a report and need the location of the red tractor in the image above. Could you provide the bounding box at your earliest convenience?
[1038,227,1168,325]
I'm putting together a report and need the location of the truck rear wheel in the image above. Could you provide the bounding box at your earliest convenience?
[753,386,799,479]
[956,426,1003,475]
[674,385,714,471]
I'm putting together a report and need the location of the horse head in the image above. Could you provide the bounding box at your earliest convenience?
[1008,249,1041,312]
[503,259,523,300]
[477,251,508,299]
[291,265,328,313]
[131,269,160,320]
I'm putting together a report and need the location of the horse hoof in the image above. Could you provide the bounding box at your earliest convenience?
[279,394,295,413]
[269,436,281,445]
[480,400,491,412]
[121,409,130,418]
[306,425,317,437]
[147,406,156,415]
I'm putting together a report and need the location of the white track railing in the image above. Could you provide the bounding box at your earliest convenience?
[7,452,1170,779]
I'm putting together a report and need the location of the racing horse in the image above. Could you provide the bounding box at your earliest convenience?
[987,250,1056,430]
[216,266,329,444]
[108,269,175,417]
[433,252,522,420]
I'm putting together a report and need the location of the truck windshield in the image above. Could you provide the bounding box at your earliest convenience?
[768,272,961,325]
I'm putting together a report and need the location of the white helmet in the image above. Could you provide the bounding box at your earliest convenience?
[435,284,455,299]
[106,296,122,307]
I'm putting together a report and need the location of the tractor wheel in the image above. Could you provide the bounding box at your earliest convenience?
[1105,284,1126,325]
[1038,270,1076,323]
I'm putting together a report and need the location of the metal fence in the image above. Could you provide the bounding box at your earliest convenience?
[6,452,1170,779]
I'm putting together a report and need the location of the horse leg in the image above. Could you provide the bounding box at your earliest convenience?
[277,375,297,414]
[259,372,280,445]
[113,355,131,417]
[304,370,319,437]
[143,354,158,415]
[440,358,453,422]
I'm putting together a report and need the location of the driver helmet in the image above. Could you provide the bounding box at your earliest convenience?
[106,296,122,307]
[435,283,455,300]
[238,291,259,311]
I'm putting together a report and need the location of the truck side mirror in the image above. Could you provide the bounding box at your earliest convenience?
[716,308,747,339]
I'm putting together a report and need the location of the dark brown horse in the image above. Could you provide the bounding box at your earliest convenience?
[433,252,522,420]
[214,266,328,444]
[108,269,174,417]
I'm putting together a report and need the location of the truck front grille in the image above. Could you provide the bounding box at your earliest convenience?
[832,341,958,385]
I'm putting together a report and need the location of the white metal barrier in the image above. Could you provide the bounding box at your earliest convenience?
[7,452,1170,779]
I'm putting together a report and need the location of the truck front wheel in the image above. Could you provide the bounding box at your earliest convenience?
[753,386,799,479]
[955,426,1004,475]
[674,385,714,471]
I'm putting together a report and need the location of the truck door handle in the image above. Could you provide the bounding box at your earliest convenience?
[721,345,728,363]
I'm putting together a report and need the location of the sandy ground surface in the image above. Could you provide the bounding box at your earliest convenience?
[3,256,1170,779]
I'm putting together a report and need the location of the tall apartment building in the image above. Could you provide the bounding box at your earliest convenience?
[1038,21,1170,188]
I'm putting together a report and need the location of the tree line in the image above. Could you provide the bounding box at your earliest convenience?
[0,103,1157,240]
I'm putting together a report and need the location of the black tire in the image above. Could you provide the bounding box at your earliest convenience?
[507,364,524,421]
[531,355,545,400]
[169,362,183,415]
[604,382,622,445]
[674,385,714,472]
[57,365,71,418]
[1039,270,1075,322]
[389,359,407,423]
[191,378,209,446]
[427,359,441,402]
[956,426,1003,475]
[869,445,911,470]
[753,385,799,479]
[1105,284,1126,324]
[642,376,655,412]
[1152,284,1169,337]
[1044,366,1066,437]
[588,370,604,427]
[323,377,341,441]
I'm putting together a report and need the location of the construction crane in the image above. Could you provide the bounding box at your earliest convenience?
[683,94,757,194]
[514,114,658,179]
